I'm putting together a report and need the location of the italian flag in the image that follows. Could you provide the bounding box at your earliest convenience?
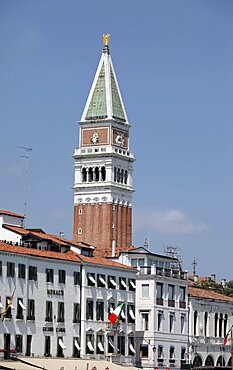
[109,303,124,324]
[223,325,233,346]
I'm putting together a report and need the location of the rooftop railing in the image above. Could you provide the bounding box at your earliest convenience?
[138,266,188,280]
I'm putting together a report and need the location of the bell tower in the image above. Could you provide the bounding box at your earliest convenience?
[73,35,134,257]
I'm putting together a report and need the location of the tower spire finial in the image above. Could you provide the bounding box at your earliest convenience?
[103,34,110,54]
[103,33,110,46]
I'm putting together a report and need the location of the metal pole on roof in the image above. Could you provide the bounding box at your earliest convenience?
[17,146,32,228]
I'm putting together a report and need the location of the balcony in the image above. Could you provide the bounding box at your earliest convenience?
[139,266,187,280]
[179,301,186,309]
[156,298,164,306]
[168,300,175,307]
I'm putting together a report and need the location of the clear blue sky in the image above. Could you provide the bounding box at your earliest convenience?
[1,1,233,279]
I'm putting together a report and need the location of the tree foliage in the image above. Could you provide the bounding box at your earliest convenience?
[195,279,233,297]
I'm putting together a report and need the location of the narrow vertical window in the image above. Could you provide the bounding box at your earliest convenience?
[82,168,87,182]
[101,166,106,181]
[194,311,198,336]
[204,312,208,336]
[158,311,163,331]
[142,312,149,331]
[214,313,218,337]
[169,313,174,332]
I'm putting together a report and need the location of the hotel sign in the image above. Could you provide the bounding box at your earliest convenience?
[47,289,64,296]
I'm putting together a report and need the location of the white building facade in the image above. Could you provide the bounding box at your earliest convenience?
[188,286,233,368]
[115,247,189,370]
[0,212,137,364]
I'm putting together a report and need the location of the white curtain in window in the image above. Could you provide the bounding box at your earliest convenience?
[99,276,107,286]
[129,309,135,320]
[58,339,66,349]
[121,280,127,288]
[87,341,94,352]
[110,279,117,287]
[108,338,115,349]
[98,342,104,352]
[88,275,96,284]
[130,280,136,289]
[129,344,136,354]
[74,340,81,350]
[19,300,26,310]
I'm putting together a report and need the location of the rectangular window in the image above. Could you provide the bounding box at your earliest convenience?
[73,303,80,323]
[158,311,163,331]
[180,286,186,308]
[169,313,175,332]
[181,347,186,361]
[7,262,15,277]
[138,258,145,267]
[168,284,175,307]
[29,266,37,281]
[130,258,137,267]
[58,269,66,284]
[108,275,117,289]
[0,261,2,276]
[142,283,149,298]
[15,334,23,353]
[16,298,25,320]
[57,302,65,322]
[86,334,94,354]
[97,274,107,287]
[87,273,96,286]
[140,344,148,358]
[127,305,135,323]
[119,277,127,290]
[74,271,81,285]
[169,346,176,366]
[158,345,164,363]
[27,299,35,320]
[45,301,53,322]
[128,337,136,355]
[107,335,115,354]
[169,346,175,360]
[181,314,185,334]
[18,264,25,279]
[46,269,54,283]
[158,345,163,358]
[142,312,149,331]
[156,282,163,305]
[5,296,12,318]
[117,336,125,355]
[96,335,104,354]
[96,301,104,321]
[129,279,136,291]
[86,300,93,320]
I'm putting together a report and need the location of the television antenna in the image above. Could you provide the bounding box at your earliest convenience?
[17,146,33,227]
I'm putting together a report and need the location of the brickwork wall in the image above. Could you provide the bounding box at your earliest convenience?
[73,203,132,257]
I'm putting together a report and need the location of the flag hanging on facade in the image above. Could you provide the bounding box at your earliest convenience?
[0,288,16,321]
[108,303,124,324]
[223,325,233,346]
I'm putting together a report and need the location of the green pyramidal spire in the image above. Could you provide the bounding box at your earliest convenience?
[86,63,107,119]
[81,37,128,123]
